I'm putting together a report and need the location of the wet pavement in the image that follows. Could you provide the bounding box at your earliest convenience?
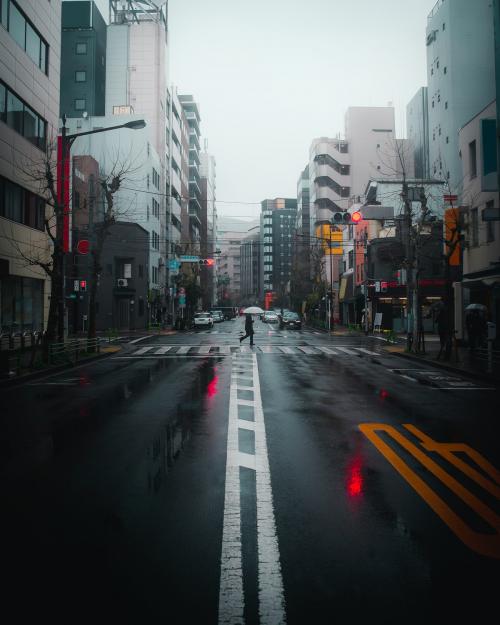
[0,316,498,624]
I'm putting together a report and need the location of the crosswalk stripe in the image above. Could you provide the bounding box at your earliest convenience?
[297,346,317,354]
[218,345,231,354]
[278,346,295,354]
[335,346,359,355]
[316,346,338,355]
[198,345,212,354]
[259,345,275,353]
[356,347,379,356]
[135,346,154,354]
[155,346,173,354]
[176,346,191,354]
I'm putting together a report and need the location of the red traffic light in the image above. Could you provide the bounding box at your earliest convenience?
[351,211,362,223]
[79,280,87,292]
[199,258,215,266]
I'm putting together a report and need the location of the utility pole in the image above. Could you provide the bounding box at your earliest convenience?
[363,230,369,334]
[402,178,414,351]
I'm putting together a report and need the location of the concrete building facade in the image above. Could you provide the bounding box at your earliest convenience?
[0,0,61,333]
[200,150,216,308]
[240,226,261,305]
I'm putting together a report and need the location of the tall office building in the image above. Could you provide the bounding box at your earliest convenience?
[240,226,261,305]
[260,198,297,307]
[0,0,62,333]
[426,0,495,192]
[406,87,430,179]
[60,0,106,117]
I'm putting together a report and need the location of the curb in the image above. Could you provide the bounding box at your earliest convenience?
[386,349,500,386]
[0,350,116,389]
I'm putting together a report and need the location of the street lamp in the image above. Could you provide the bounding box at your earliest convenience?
[57,116,146,339]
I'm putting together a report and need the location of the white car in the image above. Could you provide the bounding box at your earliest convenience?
[193,312,214,329]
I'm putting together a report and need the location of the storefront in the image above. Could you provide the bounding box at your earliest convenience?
[0,275,44,334]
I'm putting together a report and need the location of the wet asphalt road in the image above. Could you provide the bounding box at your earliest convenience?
[0,317,499,625]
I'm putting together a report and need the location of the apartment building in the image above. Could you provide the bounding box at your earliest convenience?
[0,0,61,333]
[179,95,202,245]
[406,87,430,179]
[200,150,217,309]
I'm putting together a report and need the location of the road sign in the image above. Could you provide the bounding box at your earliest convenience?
[482,207,500,221]
[360,205,394,220]
[73,280,79,292]
[76,239,90,254]
[178,287,186,295]
[169,259,181,270]
[180,255,200,263]
[443,194,458,203]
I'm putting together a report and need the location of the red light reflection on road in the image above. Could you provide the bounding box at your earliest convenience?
[206,375,219,399]
[347,454,363,498]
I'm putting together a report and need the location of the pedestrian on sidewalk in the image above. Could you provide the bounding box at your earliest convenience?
[239,313,255,346]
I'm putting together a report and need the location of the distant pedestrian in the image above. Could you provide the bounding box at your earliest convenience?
[466,309,486,350]
[239,313,254,346]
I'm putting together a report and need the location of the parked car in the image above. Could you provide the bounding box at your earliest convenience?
[211,310,224,323]
[193,312,214,329]
[281,312,302,330]
[262,311,279,323]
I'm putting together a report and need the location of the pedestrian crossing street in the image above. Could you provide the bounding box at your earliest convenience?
[126,344,381,357]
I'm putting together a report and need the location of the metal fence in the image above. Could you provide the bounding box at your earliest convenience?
[48,338,100,365]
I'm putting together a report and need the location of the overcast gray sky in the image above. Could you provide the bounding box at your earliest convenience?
[91,0,438,218]
[168,0,437,218]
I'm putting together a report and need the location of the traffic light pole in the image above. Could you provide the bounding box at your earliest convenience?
[363,231,369,334]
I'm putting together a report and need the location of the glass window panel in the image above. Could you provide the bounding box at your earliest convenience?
[24,191,36,227]
[23,104,37,145]
[75,71,86,82]
[40,40,46,73]
[25,22,40,66]
[5,179,23,222]
[1,0,8,29]
[38,118,46,150]
[0,82,5,120]
[76,42,87,54]
[9,2,25,49]
[6,90,23,134]
[74,98,86,111]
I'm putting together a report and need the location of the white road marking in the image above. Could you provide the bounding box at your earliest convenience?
[297,346,317,354]
[154,346,173,354]
[176,346,191,354]
[219,354,286,625]
[251,354,287,624]
[129,335,149,344]
[134,346,155,354]
[355,347,380,355]
[334,346,359,356]
[198,345,212,354]
[316,346,338,355]
[218,345,231,354]
[278,346,295,354]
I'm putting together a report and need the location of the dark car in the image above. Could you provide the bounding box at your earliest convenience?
[281,312,302,330]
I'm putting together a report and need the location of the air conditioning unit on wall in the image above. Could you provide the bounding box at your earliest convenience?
[117,278,128,287]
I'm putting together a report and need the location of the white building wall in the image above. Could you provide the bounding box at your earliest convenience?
[66,115,162,289]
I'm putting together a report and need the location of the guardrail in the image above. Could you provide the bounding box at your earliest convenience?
[470,343,500,376]
[48,338,100,365]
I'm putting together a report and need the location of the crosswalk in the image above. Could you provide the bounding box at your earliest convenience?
[124,344,380,357]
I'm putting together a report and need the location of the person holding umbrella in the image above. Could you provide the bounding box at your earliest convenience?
[239,306,264,346]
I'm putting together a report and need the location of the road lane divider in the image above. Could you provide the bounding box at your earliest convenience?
[218,353,286,625]
[359,423,500,559]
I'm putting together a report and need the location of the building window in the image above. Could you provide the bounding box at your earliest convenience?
[442,22,445,30]
[444,66,447,74]
[1,0,48,74]
[470,208,479,247]
[1,80,47,149]
[446,136,449,143]
[74,98,86,111]
[485,201,495,243]
[445,101,448,109]
[75,71,86,82]
[76,42,87,55]
[469,140,477,178]
[0,174,45,230]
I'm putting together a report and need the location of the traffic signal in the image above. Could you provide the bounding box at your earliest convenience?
[351,211,362,223]
[332,212,351,224]
[79,280,87,292]
[199,259,215,266]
